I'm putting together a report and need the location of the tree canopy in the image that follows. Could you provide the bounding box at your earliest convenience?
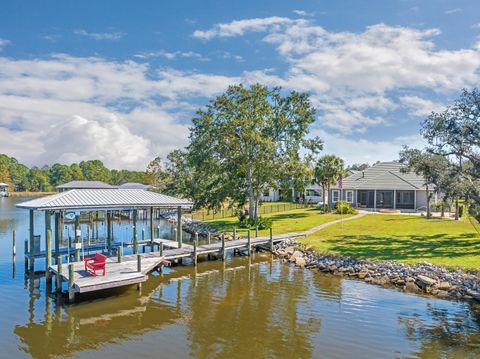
[182,84,320,219]
[314,155,345,205]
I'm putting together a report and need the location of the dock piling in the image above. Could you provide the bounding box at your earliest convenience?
[193,232,198,266]
[68,264,75,303]
[269,227,274,252]
[56,255,62,292]
[247,229,251,256]
[233,227,236,241]
[12,230,16,258]
[255,226,258,237]
[159,242,163,256]
[137,254,142,272]
[221,234,226,261]
[117,245,123,263]
[74,215,80,262]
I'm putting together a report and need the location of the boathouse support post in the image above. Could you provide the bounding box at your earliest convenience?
[193,232,198,266]
[133,209,138,254]
[74,214,80,262]
[221,234,226,261]
[68,263,75,303]
[56,255,62,292]
[159,242,163,256]
[177,206,182,248]
[54,212,60,259]
[142,228,146,253]
[29,209,34,272]
[150,207,154,249]
[247,229,251,256]
[269,227,274,252]
[106,211,112,254]
[46,229,52,287]
[24,240,28,273]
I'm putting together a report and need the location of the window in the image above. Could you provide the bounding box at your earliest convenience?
[346,190,353,203]
[263,189,270,197]
[332,190,340,203]
[306,189,321,197]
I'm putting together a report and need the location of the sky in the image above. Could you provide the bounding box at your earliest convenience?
[0,0,479,170]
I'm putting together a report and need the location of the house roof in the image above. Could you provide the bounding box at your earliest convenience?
[16,189,193,211]
[333,162,427,190]
[117,182,151,190]
[56,180,117,190]
[0,182,9,187]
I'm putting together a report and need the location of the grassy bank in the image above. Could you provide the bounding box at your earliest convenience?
[9,191,55,197]
[300,214,480,271]
[205,207,353,236]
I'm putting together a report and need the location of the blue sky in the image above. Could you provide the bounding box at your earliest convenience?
[0,0,479,169]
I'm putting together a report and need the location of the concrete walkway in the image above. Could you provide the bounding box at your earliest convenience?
[303,212,368,236]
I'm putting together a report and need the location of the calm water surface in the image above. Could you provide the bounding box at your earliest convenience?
[1,197,480,358]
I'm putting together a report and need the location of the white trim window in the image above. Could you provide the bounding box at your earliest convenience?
[346,190,353,203]
[332,190,340,203]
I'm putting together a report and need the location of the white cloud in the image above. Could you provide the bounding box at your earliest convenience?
[74,29,124,41]
[293,10,307,16]
[399,96,445,117]
[192,16,293,40]
[134,50,209,61]
[445,8,462,15]
[0,38,11,51]
[472,23,480,29]
[314,129,426,165]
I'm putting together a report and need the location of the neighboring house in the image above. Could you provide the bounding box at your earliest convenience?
[56,180,117,192]
[259,184,324,203]
[0,182,10,197]
[329,161,437,211]
[117,182,151,190]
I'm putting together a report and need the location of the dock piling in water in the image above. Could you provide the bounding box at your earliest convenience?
[221,234,226,261]
[117,246,123,263]
[193,232,198,266]
[46,229,52,286]
[56,255,62,292]
[269,227,274,252]
[68,264,75,303]
[247,229,251,256]
[12,230,16,258]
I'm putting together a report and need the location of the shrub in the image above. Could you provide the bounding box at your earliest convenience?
[238,215,273,229]
[334,201,358,215]
[318,204,331,213]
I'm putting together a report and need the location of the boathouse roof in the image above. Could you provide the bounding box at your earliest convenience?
[16,189,193,211]
[117,182,151,190]
[56,180,117,190]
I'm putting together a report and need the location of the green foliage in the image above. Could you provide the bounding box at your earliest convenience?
[184,84,319,219]
[404,88,480,222]
[314,154,344,205]
[334,201,358,214]
[318,204,331,213]
[0,153,150,192]
[238,215,273,230]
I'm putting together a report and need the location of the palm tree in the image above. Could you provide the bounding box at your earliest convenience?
[314,155,345,206]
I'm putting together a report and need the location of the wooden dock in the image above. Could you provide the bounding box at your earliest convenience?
[48,232,305,301]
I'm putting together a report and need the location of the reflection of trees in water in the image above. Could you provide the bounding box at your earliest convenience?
[398,302,480,358]
[186,259,321,359]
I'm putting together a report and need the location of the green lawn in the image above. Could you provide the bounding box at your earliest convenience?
[301,214,480,271]
[205,207,353,237]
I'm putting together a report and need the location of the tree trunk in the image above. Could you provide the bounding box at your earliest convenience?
[455,198,459,220]
[441,200,445,217]
[247,163,255,220]
[426,185,431,219]
[322,184,326,206]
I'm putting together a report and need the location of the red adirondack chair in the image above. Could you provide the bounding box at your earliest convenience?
[84,253,107,277]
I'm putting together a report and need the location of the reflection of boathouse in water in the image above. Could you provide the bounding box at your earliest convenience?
[0,182,10,197]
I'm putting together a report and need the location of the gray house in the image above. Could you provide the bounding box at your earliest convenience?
[329,161,436,211]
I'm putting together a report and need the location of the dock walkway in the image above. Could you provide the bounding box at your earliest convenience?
[48,232,305,298]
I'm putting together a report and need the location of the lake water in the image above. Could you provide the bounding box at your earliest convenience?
[1,196,480,358]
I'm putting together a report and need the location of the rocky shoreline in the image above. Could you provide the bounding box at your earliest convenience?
[275,239,480,302]
[161,212,218,236]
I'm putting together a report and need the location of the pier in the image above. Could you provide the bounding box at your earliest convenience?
[46,232,304,300]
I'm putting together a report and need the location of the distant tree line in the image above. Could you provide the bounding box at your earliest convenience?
[0,156,148,192]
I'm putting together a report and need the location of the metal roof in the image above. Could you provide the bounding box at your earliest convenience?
[332,162,428,190]
[56,180,117,190]
[117,182,151,190]
[16,189,193,211]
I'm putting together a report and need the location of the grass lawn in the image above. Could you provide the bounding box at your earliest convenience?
[205,207,353,236]
[301,214,480,271]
